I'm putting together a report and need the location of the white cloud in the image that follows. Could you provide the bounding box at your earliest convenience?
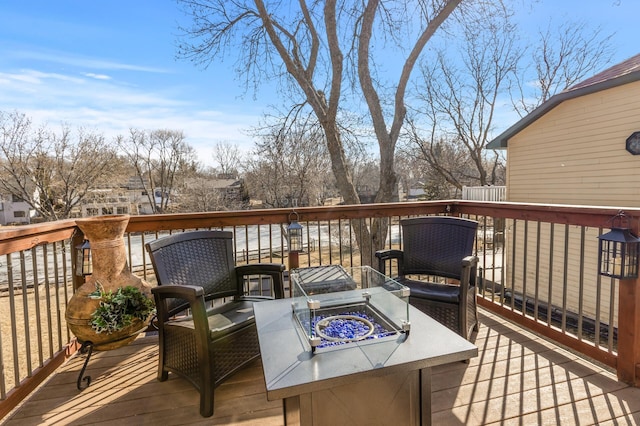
[11,49,170,74]
[0,67,261,166]
[83,72,112,80]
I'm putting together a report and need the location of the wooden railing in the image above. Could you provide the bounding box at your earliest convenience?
[2,200,640,419]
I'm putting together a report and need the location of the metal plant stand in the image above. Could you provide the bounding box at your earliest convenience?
[76,341,94,390]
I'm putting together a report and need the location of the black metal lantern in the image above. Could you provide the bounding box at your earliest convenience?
[75,240,92,276]
[288,211,303,253]
[598,212,640,279]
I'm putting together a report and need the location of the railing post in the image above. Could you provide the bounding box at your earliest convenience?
[289,251,299,270]
[617,275,640,386]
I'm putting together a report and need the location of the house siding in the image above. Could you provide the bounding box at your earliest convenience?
[501,80,640,330]
[507,80,640,206]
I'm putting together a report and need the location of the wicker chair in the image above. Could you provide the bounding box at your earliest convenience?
[375,216,479,339]
[145,230,285,417]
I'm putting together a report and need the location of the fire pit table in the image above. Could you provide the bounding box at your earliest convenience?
[254,265,478,426]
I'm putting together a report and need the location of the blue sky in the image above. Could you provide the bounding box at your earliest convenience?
[1,1,638,166]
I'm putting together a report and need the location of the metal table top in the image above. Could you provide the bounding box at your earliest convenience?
[254,295,478,400]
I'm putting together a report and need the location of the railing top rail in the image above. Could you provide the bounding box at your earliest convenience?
[2,201,640,248]
[453,200,640,228]
[125,202,450,231]
[0,218,77,256]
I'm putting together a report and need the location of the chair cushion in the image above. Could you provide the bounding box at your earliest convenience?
[397,277,461,304]
[165,300,256,338]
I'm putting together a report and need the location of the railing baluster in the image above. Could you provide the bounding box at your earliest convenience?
[31,246,43,367]
[509,219,517,311]
[533,222,541,321]
[577,226,586,341]
[522,219,528,317]
[349,218,354,267]
[561,224,570,333]
[338,218,343,266]
[0,256,8,398]
[42,244,54,359]
[257,224,262,263]
[7,255,20,387]
[547,224,555,326]
[608,278,616,352]
[316,221,323,266]
[52,242,63,351]
[268,224,274,264]
[595,228,603,348]
[19,252,32,376]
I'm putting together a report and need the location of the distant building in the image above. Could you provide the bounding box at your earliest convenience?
[0,193,33,225]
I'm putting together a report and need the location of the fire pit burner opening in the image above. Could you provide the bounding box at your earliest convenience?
[302,307,398,349]
[315,314,375,342]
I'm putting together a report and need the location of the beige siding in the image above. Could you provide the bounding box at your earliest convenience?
[502,81,640,331]
[507,80,640,206]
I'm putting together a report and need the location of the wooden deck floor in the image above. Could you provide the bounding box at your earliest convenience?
[4,309,640,425]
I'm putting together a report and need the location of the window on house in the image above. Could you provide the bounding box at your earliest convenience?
[117,207,128,214]
[13,211,26,218]
[12,194,24,202]
[86,208,99,216]
[102,207,114,215]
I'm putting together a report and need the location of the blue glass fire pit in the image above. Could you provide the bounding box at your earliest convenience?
[291,265,410,353]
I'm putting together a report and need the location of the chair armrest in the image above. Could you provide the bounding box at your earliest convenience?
[462,255,479,268]
[235,263,286,299]
[459,255,479,299]
[375,249,404,275]
[151,284,213,355]
[152,284,204,301]
[151,284,209,328]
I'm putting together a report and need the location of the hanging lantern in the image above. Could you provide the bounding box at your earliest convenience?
[288,211,303,253]
[76,240,93,276]
[598,212,640,279]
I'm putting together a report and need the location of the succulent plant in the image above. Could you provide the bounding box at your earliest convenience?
[90,284,155,334]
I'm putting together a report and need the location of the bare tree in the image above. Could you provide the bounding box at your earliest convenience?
[212,141,242,177]
[408,7,611,194]
[0,111,119,221]
[404,127,482,195]
[244,117,332,208]
[117,129,199,213]
[176,0,464,259]
[511,20,614,116]
[409,5,518,191]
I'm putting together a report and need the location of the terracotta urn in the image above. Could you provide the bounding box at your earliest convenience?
[66,214,153,351]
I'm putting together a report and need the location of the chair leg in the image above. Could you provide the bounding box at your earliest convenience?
[158,369,168,381]
[200,389,214,417]
[157,339,168,381]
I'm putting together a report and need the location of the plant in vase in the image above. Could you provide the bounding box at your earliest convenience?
[89,282,155,335]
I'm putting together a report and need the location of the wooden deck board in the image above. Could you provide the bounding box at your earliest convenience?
[3,309,640,425]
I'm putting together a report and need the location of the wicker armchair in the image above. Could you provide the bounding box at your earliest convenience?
[145,230,285,417]
[375,216,479,339]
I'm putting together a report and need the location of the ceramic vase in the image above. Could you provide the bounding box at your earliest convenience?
[65,214,153,351]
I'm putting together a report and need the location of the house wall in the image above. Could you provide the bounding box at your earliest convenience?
[507,80,640,206]
[502,81,640,329]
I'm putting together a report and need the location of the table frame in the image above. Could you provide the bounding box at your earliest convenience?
[254,293,477,425]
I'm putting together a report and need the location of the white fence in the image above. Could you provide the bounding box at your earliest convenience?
[462,186,506,202]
